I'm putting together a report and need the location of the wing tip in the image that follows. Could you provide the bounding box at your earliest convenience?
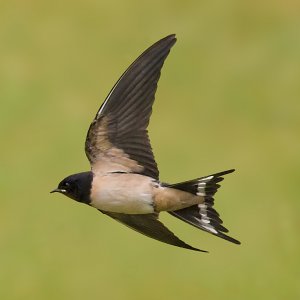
[156,34,177,47]
[165,33,177,40]
[179,243,208,253]
[161,33,176,38]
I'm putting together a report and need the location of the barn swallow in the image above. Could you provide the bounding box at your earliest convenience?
[51,34,240,252]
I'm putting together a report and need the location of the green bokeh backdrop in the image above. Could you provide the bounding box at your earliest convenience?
[1,0,299,299]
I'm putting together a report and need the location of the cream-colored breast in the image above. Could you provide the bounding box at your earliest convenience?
[90,173,156,214]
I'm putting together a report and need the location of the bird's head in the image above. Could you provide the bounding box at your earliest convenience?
[51,171,93,204]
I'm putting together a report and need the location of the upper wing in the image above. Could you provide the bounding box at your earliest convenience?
[100,211,205,252]
[85,35,177,179]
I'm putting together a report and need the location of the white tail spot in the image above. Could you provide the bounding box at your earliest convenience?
[197,181,208,196]
[200,175,214,182]
[202,224,218,234]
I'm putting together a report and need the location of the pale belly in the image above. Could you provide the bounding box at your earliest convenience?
[89,173,156,214]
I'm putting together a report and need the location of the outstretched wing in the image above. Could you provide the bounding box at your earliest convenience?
[85,35,177,179]
[100,211,205,252]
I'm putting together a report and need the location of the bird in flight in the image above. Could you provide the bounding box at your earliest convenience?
[51,34,240,252]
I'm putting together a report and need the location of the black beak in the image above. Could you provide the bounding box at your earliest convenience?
[50,188,64,194]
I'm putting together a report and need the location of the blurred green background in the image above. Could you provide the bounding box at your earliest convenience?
[1,0,300,299]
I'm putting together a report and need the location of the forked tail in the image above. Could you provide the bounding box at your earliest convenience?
[167,169,240,244]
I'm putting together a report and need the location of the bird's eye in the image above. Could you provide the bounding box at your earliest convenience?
[65,182,70,187]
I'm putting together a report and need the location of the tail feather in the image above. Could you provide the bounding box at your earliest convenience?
[167,169,240,245]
